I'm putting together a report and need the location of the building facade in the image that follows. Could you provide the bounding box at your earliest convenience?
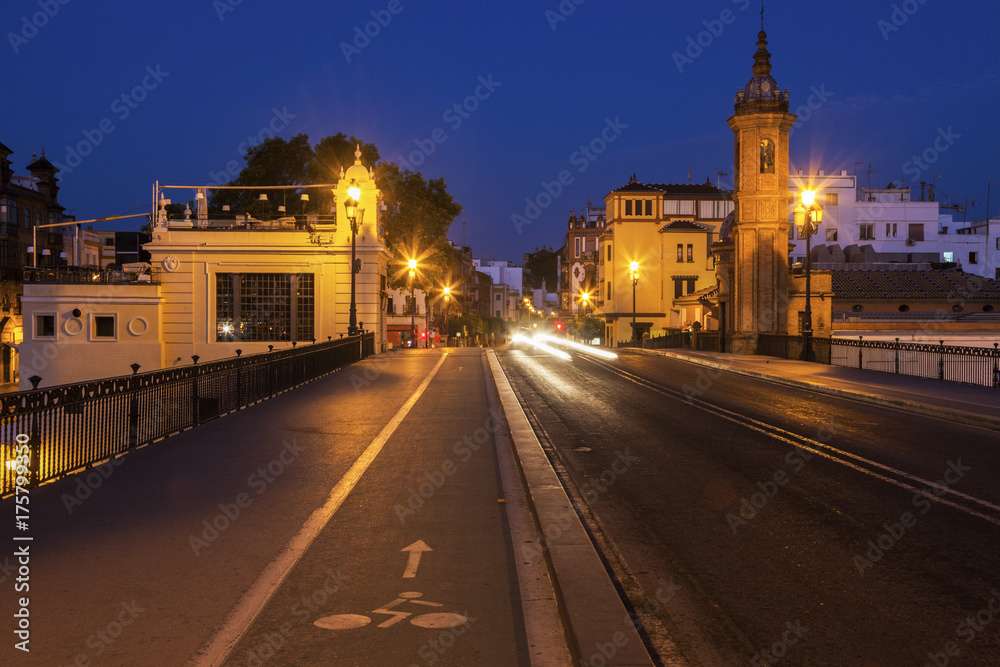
[596,177,731,343]
[561,202,606,315]
[19,150,389,388]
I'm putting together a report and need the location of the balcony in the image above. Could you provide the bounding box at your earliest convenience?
[163,215,336,231]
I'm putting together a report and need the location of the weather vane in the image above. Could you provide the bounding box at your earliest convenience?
[761,1,765,31]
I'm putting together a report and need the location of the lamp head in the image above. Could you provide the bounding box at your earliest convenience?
[801,189,816,207]
[347,185,361,201]
[408,258,417,270]
[344,197,357,220]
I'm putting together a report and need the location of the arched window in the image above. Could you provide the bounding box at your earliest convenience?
[759,139,775,174]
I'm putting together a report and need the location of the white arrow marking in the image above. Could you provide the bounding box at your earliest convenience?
[401,540,432,578]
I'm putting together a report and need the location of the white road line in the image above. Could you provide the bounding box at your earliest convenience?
[584,356,1000,526]
[188,352,449,667]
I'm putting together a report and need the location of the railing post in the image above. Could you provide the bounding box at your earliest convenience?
[858,336,863,370]
[235,349,242,409]
[938,340,945,381]
[894,337,900,375]
[993,343,999,389]
[128,363,141,449]
[27,375,41,489]
[191,355,201,426]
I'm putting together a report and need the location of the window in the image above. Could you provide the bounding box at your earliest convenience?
[216,273,314,342]
[674,279,684,298]
[495,310,501,317]
[860,224,875,240]
[908,224,924,242]
[942,251,954,263]
[387,297,394,314]
[676,244,683,262]
[886,223,897,238]
[607,282,612,300]
[996,238,1000,250]
[607,245,612,261]
[899,305,910,312]
[93,315,116,339]
[35,314,55,339]
[826,193,839,206]
[686,279,696,293]
[574,237,581,258]
[969,252,978,265]
[625,200,633,216]
[645,200,652,216]
[759,139,775,173]
[826,228,839,242]
[663,200,695,216]
[495,294,501,300]
[23,209,30,229]
[687,244,694,262]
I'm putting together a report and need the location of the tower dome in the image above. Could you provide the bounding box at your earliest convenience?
[734,31,789,115]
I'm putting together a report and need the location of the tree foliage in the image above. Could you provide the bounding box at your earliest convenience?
[207,133,462,288]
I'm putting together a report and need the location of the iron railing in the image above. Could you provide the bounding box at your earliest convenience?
[0,333,374,495]
[24,266,159,284]
[756,334,999,388]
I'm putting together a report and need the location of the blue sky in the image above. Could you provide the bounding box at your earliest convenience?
[4,0,998,262]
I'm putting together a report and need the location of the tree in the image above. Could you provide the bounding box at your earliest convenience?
[206,133,463,287]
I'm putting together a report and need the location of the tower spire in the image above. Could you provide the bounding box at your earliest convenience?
[761,0,764,32]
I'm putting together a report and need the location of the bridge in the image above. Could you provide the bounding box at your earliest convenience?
[3,339,1000,665]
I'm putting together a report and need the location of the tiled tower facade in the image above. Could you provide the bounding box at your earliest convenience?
[726,31,797,353]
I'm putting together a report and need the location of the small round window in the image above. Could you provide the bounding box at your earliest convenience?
[851,304,863,312]
[984,305,995,313]
[898,304,910,312]
[952,304,963,313]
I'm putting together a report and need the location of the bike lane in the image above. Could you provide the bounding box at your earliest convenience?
[216,348,529,666]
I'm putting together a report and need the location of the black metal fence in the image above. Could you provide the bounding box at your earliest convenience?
[756,334,1000,388]
[1,333,374,496]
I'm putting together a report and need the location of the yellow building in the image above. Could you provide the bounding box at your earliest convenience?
[596,176,732,344]
[18,149,389,389]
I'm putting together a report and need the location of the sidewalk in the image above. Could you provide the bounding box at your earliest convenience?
[635,347,1000,431]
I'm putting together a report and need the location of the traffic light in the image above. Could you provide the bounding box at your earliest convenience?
[555,322,563,332]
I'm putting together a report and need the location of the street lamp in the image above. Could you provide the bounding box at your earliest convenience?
[443,286,451,346]
[579,290,591,316]
[793,189,824,362]
[345,181,362,336]
[629,261,639,344]
[408,258,417,347]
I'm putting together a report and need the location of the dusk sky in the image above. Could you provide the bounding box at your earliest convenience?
[5,0,998,262]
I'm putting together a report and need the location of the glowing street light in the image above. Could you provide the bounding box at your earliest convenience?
[408,258,418,347]
[629,261,639,344]
[345,180,363,336]
[793,188,824,362]
[579,290,591,316]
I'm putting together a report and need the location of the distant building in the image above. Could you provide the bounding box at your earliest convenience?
[560,202,606,314]
[472,258,522,320]
[0,144,77,384]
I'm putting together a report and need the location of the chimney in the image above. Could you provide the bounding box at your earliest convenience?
[920,181,926,202]
[928,184,935,202]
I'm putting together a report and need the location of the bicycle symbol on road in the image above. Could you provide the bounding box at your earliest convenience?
[314,591,468,631]
[313,541,470,632]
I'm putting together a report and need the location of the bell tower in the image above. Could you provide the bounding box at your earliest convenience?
[727,29,796,353]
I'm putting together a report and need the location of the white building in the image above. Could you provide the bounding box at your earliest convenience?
[952,217,1000,281]
[472,258,522,320]
[787,170,997,276]
[18,149,389,389]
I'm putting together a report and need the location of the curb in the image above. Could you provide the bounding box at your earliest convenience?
[641,348,1000,433]
[486,350,655,667]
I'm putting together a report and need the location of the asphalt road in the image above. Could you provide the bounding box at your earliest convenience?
[0,349,535,667]
[497,345,1000,666]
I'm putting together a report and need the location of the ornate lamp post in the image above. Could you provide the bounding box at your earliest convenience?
[629,261,639,344]
[442,286,451,346]
[345,181,362,336]
[579,290,591,316]
[408,258,417,347]
[794,189,824,362]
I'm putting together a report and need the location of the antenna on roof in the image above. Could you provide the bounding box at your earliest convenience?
[717,170,729,188]
[687,164,692,182]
